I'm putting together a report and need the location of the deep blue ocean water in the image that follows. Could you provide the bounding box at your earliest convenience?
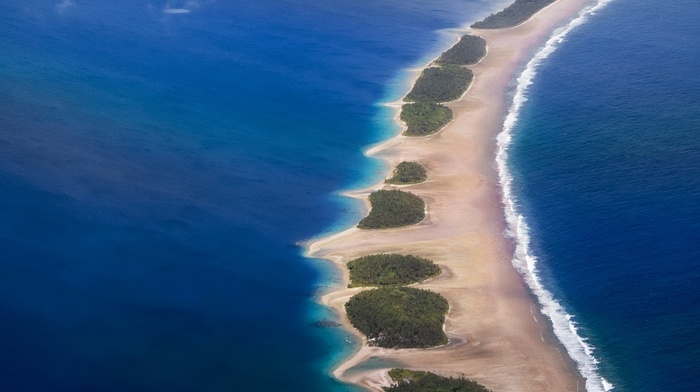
[0,0,502,391]
[508,0,700,390]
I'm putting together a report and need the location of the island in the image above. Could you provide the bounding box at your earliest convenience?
[405,66,473,103]
[471,0,556,29]
[435,34,487,66]
[385,161,428,184]
[357,190,425,229]
[400,102,453,136]
[347,254,440,287]
[385,369,492,392]
[345,287,449,348]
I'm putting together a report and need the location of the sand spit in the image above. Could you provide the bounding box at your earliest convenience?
[307,1,592,391]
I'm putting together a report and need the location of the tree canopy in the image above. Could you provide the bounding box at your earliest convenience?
[400,102,453,136]
[348,254,440,287]
[357,190,425,229]
[386,161,428,184]
[436,35,487,66]
[405,66,473,103]
[385,369,492,392]
[471,0,555,29]
[345,287,449,348]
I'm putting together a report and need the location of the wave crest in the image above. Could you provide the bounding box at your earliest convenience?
[495,1,615,391]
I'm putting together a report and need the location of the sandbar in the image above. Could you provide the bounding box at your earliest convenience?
[306,0,592,391]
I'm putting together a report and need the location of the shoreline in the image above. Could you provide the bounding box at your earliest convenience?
[306,0,594,391]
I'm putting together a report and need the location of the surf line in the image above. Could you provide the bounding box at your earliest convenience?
[496,0,615,391]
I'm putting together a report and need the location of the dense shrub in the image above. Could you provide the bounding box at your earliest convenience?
[385,369,492,392]
[400,103,453,136]
[345,287,449,348]
[471,0,555,29]
[386,161,427,184]
[436,35,487,66]
[348,254,440,287]
[357,190,425,229]
[405,66,473,103]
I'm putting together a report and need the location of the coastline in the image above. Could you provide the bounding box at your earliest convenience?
[306,0,593,391]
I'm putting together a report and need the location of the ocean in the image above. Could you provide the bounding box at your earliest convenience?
[504,0,700,390]
[0,0,502,391]
[1,0,698,391]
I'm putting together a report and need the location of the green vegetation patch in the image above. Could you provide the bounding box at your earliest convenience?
[347,254,440,287]
[385,369,492,392]
[400,102,453,136]
[471,0,555,29]
[386,161,428,184]
[436,35,487,66]
[405,66,473,103]
[345,287,449,348]
[358,190,425,229]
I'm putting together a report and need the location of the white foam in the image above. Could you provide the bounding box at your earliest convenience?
[164,8,191,14]
[496,0,615,391]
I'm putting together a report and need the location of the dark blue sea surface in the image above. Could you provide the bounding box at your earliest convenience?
[0,0,500,391]
[508,0,700,390]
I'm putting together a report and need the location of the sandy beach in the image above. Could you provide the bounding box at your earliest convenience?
[306,0,593,391]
